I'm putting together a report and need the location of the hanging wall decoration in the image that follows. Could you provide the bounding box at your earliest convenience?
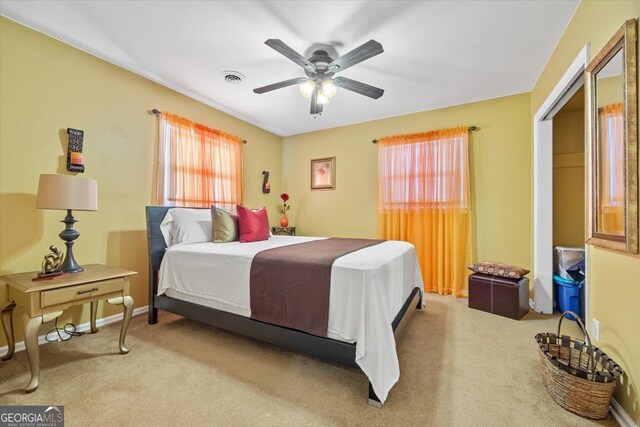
[67,128,85,173]
[311,157,336,190]
[262,171,271,194]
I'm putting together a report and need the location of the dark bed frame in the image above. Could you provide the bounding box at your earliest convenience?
[145,206,422,407]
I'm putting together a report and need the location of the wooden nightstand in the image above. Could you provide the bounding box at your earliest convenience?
[272,226,296,236]
[0,264,137,392]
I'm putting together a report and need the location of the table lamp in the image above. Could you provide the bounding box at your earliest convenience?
[36,174,98,273]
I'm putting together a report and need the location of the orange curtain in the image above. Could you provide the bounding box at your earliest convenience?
[598,103,624,235]
[157,112,243,208]
[377,126,473,297]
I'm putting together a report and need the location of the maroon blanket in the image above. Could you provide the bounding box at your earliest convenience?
[250,238,384,336]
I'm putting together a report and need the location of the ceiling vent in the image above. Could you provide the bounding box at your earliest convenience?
[222,70,245,84]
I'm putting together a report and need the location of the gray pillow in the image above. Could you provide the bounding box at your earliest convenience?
[211,205,239,243]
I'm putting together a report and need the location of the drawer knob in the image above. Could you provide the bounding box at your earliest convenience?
[77,287,99,295]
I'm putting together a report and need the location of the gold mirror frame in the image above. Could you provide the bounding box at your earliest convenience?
[585,19,638,254]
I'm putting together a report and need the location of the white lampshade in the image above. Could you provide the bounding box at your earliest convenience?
[36,174,98,211]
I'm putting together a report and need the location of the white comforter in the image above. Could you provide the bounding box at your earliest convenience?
[158,236,424,403]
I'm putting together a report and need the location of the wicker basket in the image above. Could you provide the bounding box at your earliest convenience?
[535,311,623,419]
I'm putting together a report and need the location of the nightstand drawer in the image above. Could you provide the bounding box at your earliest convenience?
[41,278,126,308]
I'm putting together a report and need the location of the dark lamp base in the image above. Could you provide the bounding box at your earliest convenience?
[59,209,84,273]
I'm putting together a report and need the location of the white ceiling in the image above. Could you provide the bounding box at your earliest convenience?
[0,0,579,136]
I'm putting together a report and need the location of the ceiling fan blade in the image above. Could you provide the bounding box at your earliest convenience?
[333,77,384,99]
[328,40,383,72]
[265,39,315,71]
[310,86,323,115]
[253,77,308,94]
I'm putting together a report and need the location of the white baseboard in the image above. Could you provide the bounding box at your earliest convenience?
[611,398,637,427]
[0,306,148,356]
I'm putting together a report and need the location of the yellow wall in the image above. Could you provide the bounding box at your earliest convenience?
[0,17,283,346]
[531,1,640,422]
[552,109,585,248]
[282,93,532,271]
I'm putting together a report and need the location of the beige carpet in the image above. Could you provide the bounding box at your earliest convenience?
[0,294,617,426]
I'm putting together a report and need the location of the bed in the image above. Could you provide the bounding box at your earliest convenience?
[146,206,424,406]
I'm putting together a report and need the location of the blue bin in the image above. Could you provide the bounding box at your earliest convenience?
[554,274,583,320]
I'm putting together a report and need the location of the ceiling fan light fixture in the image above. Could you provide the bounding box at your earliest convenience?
[322,79,337,98]
[317,91,330,105]
[254,39,384,114]
[299,80,316,98]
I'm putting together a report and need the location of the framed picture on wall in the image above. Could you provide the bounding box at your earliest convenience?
[311,157,336,190]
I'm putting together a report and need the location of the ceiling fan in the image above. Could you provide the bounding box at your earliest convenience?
[253,39,385,115]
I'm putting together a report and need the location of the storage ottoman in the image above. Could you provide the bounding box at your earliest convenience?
[468,273,529,320]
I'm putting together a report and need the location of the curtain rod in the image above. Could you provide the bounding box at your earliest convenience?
[150,109,247,144]
[371,126,479,144]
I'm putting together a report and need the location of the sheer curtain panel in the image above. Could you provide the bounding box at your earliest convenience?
[377,126,473,297]
[157,113,243,208]
[598,103,624,235]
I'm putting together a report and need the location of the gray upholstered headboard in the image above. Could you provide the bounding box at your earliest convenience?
[145,206,172,273]
[146,206,210,323]
[145,205,211,272]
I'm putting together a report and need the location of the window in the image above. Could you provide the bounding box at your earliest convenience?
[157,113,242,207]
[378,127,470,210]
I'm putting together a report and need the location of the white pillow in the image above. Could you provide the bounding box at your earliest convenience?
[160,208,212,246]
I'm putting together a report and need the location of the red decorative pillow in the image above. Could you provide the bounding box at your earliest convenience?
[236,205,270,243]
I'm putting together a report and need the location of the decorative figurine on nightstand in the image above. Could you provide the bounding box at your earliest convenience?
[38,245,64,278]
